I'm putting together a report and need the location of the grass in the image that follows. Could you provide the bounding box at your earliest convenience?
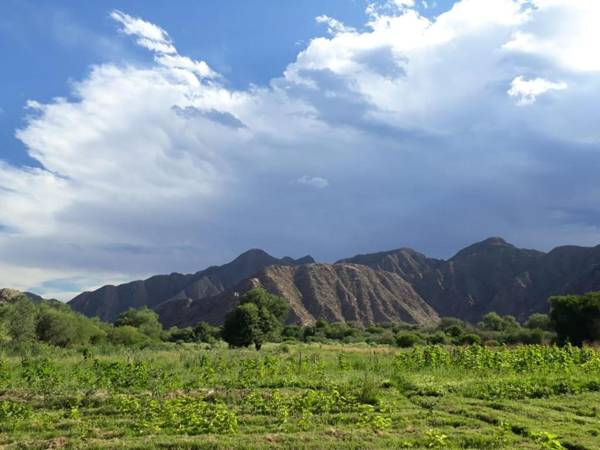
[0,342,599,449]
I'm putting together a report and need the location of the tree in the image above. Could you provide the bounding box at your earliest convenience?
[166,326,195,343]
[459,333,482,345]
[7,297,37,346]
[36,306,105,347]
[395,332,420,348]
[222,302,262,349]
[478,312,519,332]
[108,325,149,346]
[438,317,467,337]
[115,307,162,340]
[479,312,505,331]
[222,288,289,350]
[524,313,552,331]
[193,321,220,343]
[549,292,600,346]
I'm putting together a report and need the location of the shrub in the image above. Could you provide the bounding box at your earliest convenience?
[396,332,421,348]
[356,377,381,405]
[444,325,465,338]
[503,328,546,345]
[193,322,220,343]
[115,307,162,340]
[524,313,552,331]
[427,331,448,345]
[166,326,195,343]
[36,307,105,347]
[550,292,600,346]
[108,325,149,346]
[458,333,481,345]
[478,312,520,332]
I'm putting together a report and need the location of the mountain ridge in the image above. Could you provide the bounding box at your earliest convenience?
[67,237,600,325]
[69,249,314,322]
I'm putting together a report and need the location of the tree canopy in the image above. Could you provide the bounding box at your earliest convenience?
[549,292,600,346]
[115,307,162,340]
[222,288,289,350]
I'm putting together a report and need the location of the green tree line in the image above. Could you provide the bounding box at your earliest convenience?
[1,288,599,351]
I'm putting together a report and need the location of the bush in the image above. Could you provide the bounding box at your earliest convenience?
[108,325,149,346]
[166,326,196,343]
[444,325,465,338]
[503,328,546,345]
[396,332,421,348]
[478,312,520,332]
[427,331,448,345]
[36,307,105,347]
[524,313,552,331]
[550,292,600,346]
[371,331,396,346]
[458,333,481,345]
[115,307,162,340]
[193,322,220,343]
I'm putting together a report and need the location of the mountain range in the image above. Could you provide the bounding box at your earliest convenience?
[68,237,600,327]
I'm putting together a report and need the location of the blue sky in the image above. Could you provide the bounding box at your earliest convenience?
[0,0,454,165]
[1,0,600,299]
[0,0,453,164]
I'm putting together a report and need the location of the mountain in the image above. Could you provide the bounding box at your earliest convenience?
[341,237,600,321]
[0,288,62,306]
[69,249,314,322]
[337,248,442,283]
[154,263,440,328]
[69,237,600,326]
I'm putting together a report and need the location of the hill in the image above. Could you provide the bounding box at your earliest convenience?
[68,237,600,325]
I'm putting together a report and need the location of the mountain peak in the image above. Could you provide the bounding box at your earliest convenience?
[451,237,514,260]
[235,248,272,259]
[480,237,509,246]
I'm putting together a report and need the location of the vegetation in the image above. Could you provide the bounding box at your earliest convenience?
[550,292,600,346]
[222,288,289,350]
[0,289,599,447]
[0,343,598,448]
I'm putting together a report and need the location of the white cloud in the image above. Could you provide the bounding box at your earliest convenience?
[295,176,330,189]
[2,1,600,299]
[110,10,176,54]
[503,0,600,72]
[508,76,567,105]
[316,15,355,35]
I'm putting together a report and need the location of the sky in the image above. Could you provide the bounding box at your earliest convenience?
[1,0,600,300]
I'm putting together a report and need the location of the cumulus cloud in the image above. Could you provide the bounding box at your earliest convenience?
[2,1,600,299]
[507,76,567,105]
[110,10,176,54]
[503,0,600,72]
[315,15,355,35]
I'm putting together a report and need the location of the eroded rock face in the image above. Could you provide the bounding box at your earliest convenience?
[69,237,600,326]
[342,237,600,321]
[0,288,46,304]
[69,249,314,322]
[155,262,440,328]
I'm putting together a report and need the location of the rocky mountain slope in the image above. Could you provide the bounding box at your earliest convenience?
[68,237,600,326]
[0,288,51,305]
[341,237,600,321]
[69,249,313,322]
[155,263,439,328]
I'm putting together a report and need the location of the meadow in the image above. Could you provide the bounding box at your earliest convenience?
[0,343,599,449]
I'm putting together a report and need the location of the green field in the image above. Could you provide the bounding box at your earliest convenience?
[1,343,599,449]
